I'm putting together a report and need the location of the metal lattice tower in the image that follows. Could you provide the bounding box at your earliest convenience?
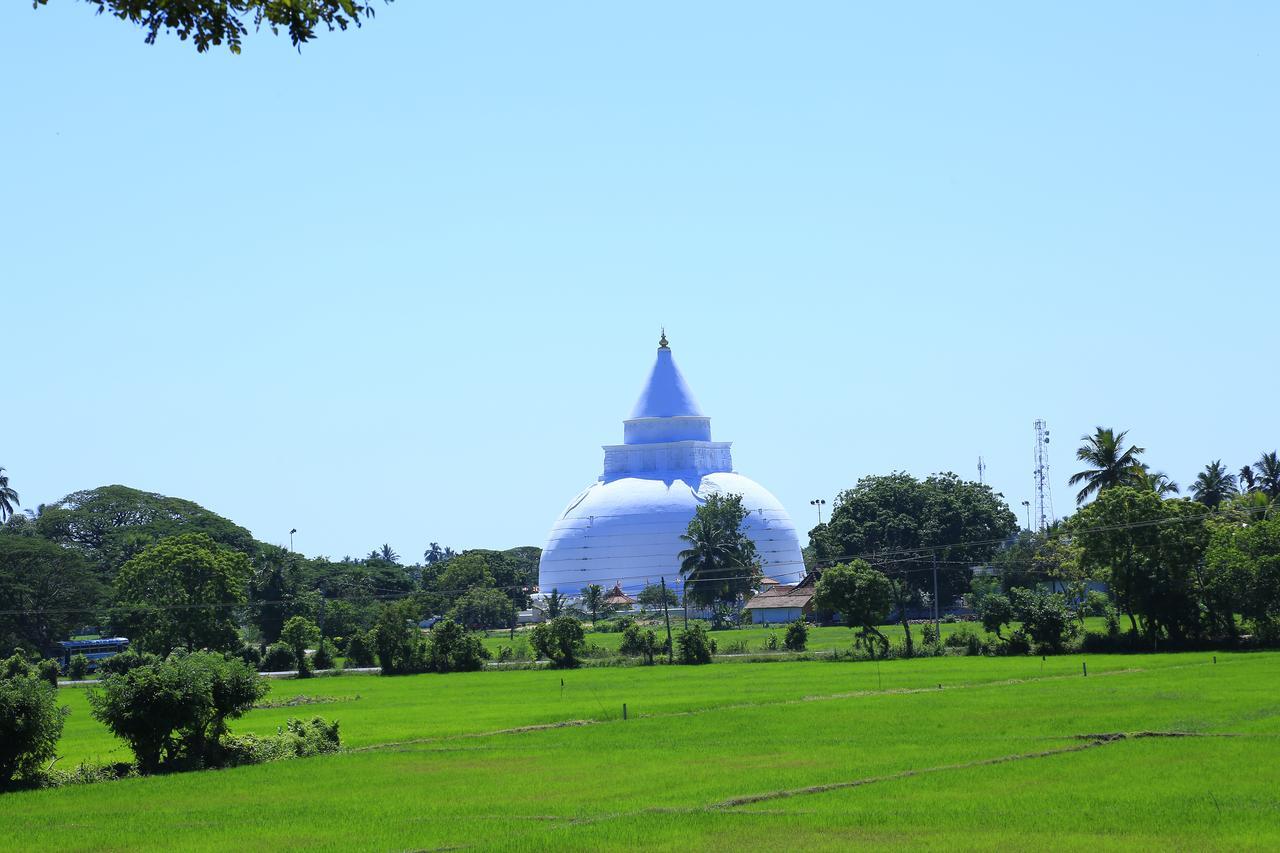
[1033,419,1054,533]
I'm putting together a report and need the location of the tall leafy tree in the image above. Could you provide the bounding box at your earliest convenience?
[1073,487,1208,641]
[811,472,1018,655]
[35,485,255,581]
[0,536,104,654]
[679,493,761,608]
[112,533,252,654]
[812,561,893,658]
[1191,460,1238,509]
[1068,427,1145,504]
[33,0,393,54]
[0,468,19,523]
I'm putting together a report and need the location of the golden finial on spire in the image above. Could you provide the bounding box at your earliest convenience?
[659,328,669,349]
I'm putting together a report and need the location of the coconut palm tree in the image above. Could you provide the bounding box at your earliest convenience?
[1254,451,1280,500]
[580,584,607,625]
[1135,467,1180,497]
[1191,460,1238,508]
[0,467,19,523]
[1068,427,1145,505]
[1240,465,1258,494]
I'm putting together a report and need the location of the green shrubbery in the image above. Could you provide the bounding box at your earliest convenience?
[88,651,268,774]
[530,616,585,668]
[676,623,716,665]
[261,643,297,672]
[344,631,377,667]
[86,651,340,777]
[217,717,341,767]
[0,657,68,788]
[784,620,808,652]
[618,625,663,664]
[67,654,91,681]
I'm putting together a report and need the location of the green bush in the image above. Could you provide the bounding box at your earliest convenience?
[1005,631,1032,656]
[98,649,160,676]
[67,654,91,681]
[373,602,431,675]
[88,651,268,774]
[675,623,716,665]
[424,618,489,673]
[261,644,297,672]
[944,626,983,656]
[37,659,61,688]
[311,640,334,671]
[530,616,585,668]
[280,616,321,678]
[0,669,68,788]
[1083,590,1112,617]
[784,620,808,652]
[921,622,939,646]
[1010,588,1077,653]
[619,625,662,664]
[2,652,33,680]
[231,645,262,669]
[217,717,340,767]
[344,632,376,668]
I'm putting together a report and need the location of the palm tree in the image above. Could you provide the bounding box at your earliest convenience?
[1068,427,1145,505]
[678,511,757,608]
[544,588,566,618]
[1240,465,1258,494]
[0,467,19,523]
[580,584,607,625]
[1191,460,1238,508]
[1135,467,1180,497]
[1254,451,1280,500]
[379,544,399,564]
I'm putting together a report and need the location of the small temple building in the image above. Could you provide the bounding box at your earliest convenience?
[537,334,805,596]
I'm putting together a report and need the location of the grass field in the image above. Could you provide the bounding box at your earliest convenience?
[8,651,1279,850]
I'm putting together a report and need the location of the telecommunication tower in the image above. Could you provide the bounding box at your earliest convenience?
[977,456,986,484]
[1033,419,1054,533]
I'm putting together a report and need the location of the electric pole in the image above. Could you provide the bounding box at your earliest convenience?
[661,576,674,664]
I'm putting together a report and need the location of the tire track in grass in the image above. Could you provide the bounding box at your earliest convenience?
[709,731,1245,809]
[550,730,1268,835]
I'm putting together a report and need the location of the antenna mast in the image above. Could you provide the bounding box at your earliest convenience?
[977,456,986,485]
[1033,419,1054,533]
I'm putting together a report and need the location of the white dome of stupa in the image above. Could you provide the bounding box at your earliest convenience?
[538,334,805,596]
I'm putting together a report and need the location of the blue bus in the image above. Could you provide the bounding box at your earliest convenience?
[57,637,130,672]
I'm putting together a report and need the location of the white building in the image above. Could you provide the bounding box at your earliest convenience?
[537,334,805,596]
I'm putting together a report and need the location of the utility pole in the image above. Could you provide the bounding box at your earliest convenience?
[661,576,674,664]
[931,554,940,635]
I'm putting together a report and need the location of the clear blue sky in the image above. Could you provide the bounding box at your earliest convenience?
[2,2,1275,561]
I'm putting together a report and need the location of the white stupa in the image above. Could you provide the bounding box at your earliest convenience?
[537,333,805,596]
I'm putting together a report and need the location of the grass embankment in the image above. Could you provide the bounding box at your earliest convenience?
[478,617,1112,655]
[13,652,1279,850]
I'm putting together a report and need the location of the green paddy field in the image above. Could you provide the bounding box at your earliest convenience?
[5,651,1278,850]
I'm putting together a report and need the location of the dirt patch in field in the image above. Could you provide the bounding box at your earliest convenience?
[349,719,598,753]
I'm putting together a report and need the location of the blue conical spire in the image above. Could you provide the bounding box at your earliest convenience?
[628,334,704,419]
